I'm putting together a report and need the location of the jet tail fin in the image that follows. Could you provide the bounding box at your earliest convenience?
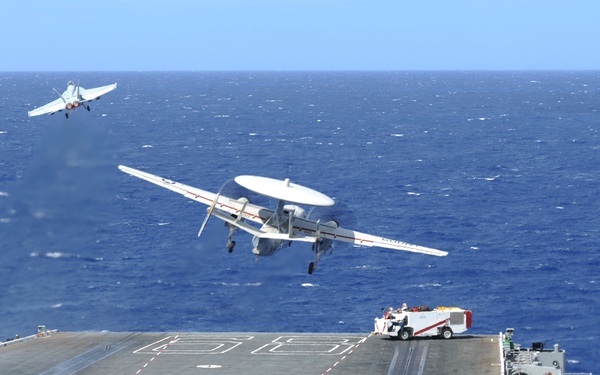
[53,88,66,103]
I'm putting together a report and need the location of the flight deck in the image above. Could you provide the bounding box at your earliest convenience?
[1,330,501,374]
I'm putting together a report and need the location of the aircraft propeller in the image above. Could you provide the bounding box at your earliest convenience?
[197,178,234,238]
[305,200,357,274]
[198,195,219,237]
[307,199,357,232]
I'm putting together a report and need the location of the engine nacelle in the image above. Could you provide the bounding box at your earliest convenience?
[323,220,339,228]
[283,204,306,219]
[314,220,338,253]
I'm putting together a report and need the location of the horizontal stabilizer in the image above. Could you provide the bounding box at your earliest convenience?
[211,209,316,243]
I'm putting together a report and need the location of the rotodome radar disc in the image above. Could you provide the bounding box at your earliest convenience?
[234,175,335,207]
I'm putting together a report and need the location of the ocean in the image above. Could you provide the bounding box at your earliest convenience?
[0,71,598,373]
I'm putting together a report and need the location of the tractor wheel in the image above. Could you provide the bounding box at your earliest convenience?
[441,327,453,339]
[400,329,411,340]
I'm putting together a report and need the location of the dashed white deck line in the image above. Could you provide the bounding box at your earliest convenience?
[321,333,372,375]
[134,334,179,374]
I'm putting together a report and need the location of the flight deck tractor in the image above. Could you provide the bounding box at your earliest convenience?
[374,306,472,340]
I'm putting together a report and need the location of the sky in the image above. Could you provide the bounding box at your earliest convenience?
[1,0,599,71]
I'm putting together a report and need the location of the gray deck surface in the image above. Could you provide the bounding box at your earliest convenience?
[0,331,501,374]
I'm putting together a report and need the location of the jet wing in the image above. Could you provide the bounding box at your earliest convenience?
[28,97,67,117]
[79,83,117,102]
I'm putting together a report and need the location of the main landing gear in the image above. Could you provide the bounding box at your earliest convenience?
[225,220,237,253]
[308,238,329,274]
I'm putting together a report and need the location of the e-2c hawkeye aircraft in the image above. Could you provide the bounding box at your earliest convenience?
[119,165,448,274]
[28,80,117,119]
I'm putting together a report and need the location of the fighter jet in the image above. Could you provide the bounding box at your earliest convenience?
[28,80,117,119]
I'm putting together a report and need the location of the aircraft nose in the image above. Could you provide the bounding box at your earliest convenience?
[252,236,261,255]
[252,237,276,256]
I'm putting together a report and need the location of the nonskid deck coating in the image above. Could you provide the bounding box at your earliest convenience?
[0,331,501,374]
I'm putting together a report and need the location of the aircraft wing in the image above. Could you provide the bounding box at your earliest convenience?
[304,220,448,256]
[79,83,117,102]
[206,198,447,256]
[28,97,67,117]
[289,216,448,256]
[118,165,272,226]
[118,165,447,257]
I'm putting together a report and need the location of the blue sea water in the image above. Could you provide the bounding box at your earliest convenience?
[0,71,599,373]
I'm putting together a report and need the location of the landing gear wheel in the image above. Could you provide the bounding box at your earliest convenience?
[227,241,235,253]
[441,327,453,339]
[308,262,315,275]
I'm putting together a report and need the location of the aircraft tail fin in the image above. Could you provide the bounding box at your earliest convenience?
[53,88,66,103]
